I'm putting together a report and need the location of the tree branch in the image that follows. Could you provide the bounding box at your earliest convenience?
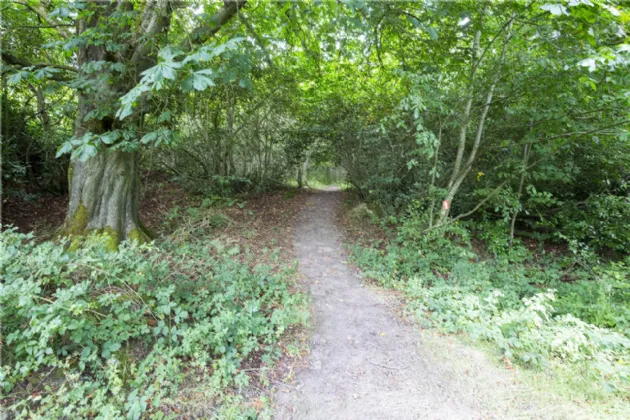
[1,51,77,83]
[131,0,174,69]
[1,51,78,73]
[187,0,246,47]
[239,13,274,70]
[13,0,73,39]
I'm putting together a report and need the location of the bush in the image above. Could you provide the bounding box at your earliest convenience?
[349,219,630,394]
[554,261,630,334]
[405,281,630,390]
[557,194,630,253]
[0,229,308,418]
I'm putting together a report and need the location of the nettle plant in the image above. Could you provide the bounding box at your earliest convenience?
[0,229,308,418]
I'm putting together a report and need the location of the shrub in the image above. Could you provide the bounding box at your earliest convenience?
[557,194,630,253]
[405,282,630,391]
[554,261,630,334]
[348,218,630,394]
[0,229,308,418]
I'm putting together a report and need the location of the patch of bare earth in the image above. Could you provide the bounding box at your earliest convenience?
[2,193,67,237]
[273,189,593,420]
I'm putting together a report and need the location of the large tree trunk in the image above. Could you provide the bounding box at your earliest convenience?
[65,150,150,247]
[62,1,243,246]
[63,2,150,246]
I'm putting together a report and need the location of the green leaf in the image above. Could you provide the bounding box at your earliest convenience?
[81,347,91,359]
[7,70,30,85]
[56,142,73,158]
[99,132,120,145]
[405,15,437,39]
[159,46,183,61]
[578,58,597,72]
[50,6,71,18]
[239,78,253,90]
[540,4,568,16]
[182,71,216,92]
[116,102,134,120]
[161,63,178,80]
[73,143,97,162]
[193,73,214,91]
[157,110,172,123]
[141,132,158,145]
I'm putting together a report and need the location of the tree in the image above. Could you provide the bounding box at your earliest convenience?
[3,0,247,244]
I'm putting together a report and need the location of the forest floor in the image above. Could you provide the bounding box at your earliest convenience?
[273,188,589,420]
[3,182,611,418]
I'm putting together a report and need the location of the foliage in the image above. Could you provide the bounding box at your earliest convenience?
[0,229,308,418]
[554,195,630,254]
[3,0,630,413]
[408,282,630,392]
[349,217,630,394]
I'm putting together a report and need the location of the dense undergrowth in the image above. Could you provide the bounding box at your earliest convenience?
[347,205,630,401]
[0,224,308,418]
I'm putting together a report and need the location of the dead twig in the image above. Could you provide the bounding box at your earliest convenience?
[369,361,410,370]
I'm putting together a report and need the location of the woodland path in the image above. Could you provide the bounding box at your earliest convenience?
[273,189,548,420]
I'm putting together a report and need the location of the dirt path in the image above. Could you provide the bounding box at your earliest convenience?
[273,189,562,420]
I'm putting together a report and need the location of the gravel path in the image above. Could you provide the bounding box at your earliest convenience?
[269,189,611,420]
[274,190,499,419]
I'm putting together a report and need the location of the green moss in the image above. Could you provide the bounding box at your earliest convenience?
[62,201,148,251]
[128,228,149,245]
[68,227,120,252]
[67,202,88,235]
[67,163,73,201]
[101,226,120,251]
[68,236,83,252]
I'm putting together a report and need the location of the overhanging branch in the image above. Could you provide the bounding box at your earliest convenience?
[1,51,78,73]
[1,51,77,82]
[187,0,247,47]
[14,0,73,39]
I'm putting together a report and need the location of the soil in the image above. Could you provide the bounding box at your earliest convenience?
[274,188,547,420]
[1,193,67,235]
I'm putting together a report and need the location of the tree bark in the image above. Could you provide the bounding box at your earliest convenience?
[297,165,303,188]
[301,152,310,187]
[66,150,150,246]
[63,1,242,246]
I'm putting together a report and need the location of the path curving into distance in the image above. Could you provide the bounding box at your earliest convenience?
[274,189,492,419]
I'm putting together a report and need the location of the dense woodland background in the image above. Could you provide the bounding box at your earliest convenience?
[1,0,630,418]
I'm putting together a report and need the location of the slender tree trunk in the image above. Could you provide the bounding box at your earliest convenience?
[436,16,514,227]
[297,165,303,188]
[438,29,481,226]
[428,122,443,228]
[510,142,531,242]
[302,152,310,187]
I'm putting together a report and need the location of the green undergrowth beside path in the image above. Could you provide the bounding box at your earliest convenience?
[0,228,308,419]
[347,216,630,414]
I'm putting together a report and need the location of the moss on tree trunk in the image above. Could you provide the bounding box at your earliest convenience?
[64,150,151,249]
